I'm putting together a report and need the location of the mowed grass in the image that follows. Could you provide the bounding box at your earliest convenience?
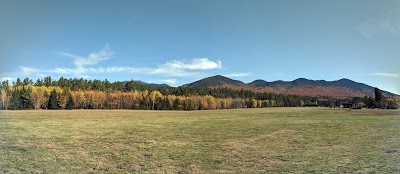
[0,108,399,173]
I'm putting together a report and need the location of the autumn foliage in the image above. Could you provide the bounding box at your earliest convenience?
[0,77,398,110]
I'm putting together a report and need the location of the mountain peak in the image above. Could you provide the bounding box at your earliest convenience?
[183,75,244,88]
[338,78,352,82]
[122,80,169,87]
[293,78,312,83]
[212,75,226,78]
[294,78,308,81]
[249,79,268,87]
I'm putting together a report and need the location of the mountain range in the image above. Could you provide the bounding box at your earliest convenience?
[122,80,169,88]
[182,75,398,98]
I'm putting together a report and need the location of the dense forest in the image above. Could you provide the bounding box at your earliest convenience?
[0,77,398,110]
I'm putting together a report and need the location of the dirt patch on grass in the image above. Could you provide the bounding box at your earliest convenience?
[188,164,204,173]
[224,141,256,149]
[159,140,188,147]
[270,130,300,136]
[124,162,141,170]
[224,130,301,148]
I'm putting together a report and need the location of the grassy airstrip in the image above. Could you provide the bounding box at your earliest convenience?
[1,108,399,173]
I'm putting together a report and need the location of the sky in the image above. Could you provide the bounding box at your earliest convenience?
[0,0,399,94]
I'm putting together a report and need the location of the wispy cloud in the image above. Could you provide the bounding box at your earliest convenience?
[57,44,113,67]
[360,17,400,38]
[224,73,251,78]
[17,62,212,78]
[0,77,14,82]
[151,68,200,77]
[163,58,222,70]
[151,58,221,77]
[0,44,223,81]
[369,72,400,78]
[20,67,45,75]
[1,68,47,81]
[161,79,177,85]
[100,67,153,74]
[51,67,152,74]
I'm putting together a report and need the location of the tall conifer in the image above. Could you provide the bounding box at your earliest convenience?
[48,89,61,109]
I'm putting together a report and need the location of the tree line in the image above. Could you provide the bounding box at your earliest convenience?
[0,77,398,110]
[314,87,399,109]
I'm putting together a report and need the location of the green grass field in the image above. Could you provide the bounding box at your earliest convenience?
[1,108,399,173]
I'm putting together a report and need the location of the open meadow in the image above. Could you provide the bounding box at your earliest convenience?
[1,108,399,173]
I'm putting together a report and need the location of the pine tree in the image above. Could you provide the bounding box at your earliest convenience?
[9,89,22,110]
[187,102,193,111]
[20,86,32,109]
[367,96,375,108]
[48,89,61,109]
[198,102,204,110]
[65,94,75,110]
[374,87,384,108]
[165,97,171,110]
[124,80,136,92]
[15,78,23,87]
[173,98,180,110]
[44,76,52,87]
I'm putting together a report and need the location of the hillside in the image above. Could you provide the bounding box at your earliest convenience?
[183,75,245,88]
[183,75,398,98]
[122,80,170,88]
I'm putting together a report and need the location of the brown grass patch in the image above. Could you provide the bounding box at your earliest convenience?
[270,130,300,136]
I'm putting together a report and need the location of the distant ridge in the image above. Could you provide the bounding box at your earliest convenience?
[182,75,398,98]
[183,75,244,88]
[122,80,169,88]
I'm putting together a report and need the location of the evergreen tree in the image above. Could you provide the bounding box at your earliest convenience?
[9,89,22,110]
[367,96,375,108]
[103,79,111,90]
[374,87,384,107]
[124,80,136,92]
[23,77,31,86]
[48,89,61,109]
[65,94,75,110]
[15,78,23,87]
[20,86,32,109]
[173,98,180,110]
[165,97,172,110]
[187,102,193,111]
[44,76,52,87]
[198,102,204,110]
[36,79,44,86]
[2,80,9,91]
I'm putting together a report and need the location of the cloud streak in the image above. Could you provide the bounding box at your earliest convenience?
[0,44,223,81]
[151,58,221,77]
[57,44,114,67]
[369,72,400,78]
[49,67,153,74]
[161,79,177,85]
[163,58,222,70]
[0,77,14,82]
[360,17,400,38]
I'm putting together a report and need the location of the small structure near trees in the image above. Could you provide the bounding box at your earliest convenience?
[342,103,353,108]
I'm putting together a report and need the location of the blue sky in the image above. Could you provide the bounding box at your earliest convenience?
[1,0,399,94]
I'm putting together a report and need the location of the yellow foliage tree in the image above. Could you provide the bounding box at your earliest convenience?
[149,90,162,110]
[0,89,11,110]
